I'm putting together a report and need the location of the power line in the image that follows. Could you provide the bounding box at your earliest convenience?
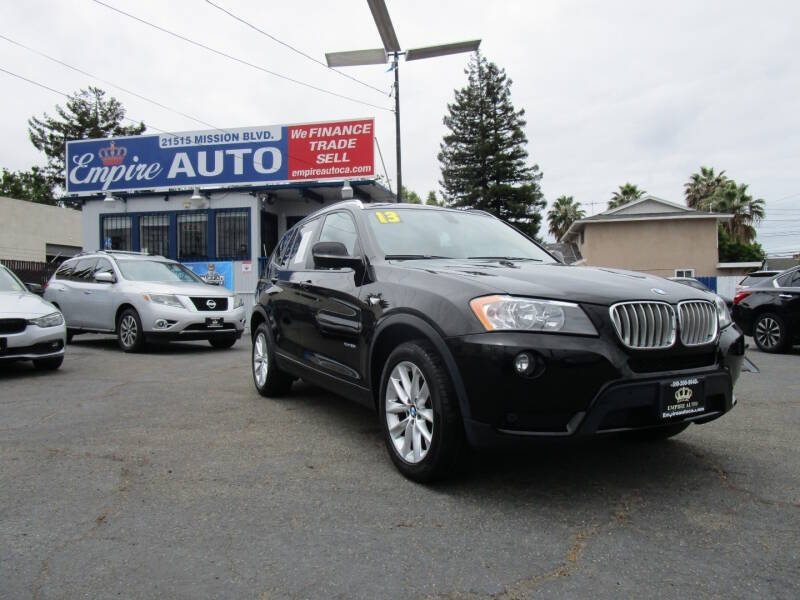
[91,0,393,113]
[0,33,225,132]
[0,66,177,138]
[374,137,392,193]
[204,0,388,97]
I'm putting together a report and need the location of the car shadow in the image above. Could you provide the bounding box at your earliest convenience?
[281,380,728,497]
[68,335,235,355]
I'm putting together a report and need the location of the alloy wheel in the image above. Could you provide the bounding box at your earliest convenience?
[120,315,137,347]
[253,332,269,387]
[755,316,781,350]
[385,361,434,464]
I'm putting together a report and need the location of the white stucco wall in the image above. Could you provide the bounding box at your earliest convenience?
[0,196,82,261]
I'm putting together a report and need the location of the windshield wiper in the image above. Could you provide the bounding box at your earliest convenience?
[467,256,543,261]
[384,254,449,260]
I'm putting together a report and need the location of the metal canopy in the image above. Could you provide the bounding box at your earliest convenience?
[367,0,401,52]
[325,48,387,67]
[406,39,482,62]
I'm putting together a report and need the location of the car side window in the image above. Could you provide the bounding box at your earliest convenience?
[72,258,98,281]
[319,212,360,257]
[776,272,793,288]
[55,261,75,280]
[790,271,800,287]
[283,219,320,269]
[93,258,115,282]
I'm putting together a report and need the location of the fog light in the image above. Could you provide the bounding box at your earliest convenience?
[514,352,532,375]
[154,319,168,329]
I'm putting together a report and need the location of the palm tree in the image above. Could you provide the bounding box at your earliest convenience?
[608,183,645,210]
[685,166,727,209]
[709,181,765,243]
[547,196,585,240]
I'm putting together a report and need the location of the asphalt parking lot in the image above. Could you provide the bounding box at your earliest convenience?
[1,335,799,599]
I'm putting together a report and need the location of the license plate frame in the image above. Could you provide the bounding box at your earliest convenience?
[660,377,705,420]
[205,317,224,329]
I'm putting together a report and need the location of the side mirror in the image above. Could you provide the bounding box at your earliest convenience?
[94,271,115,283]
[26,282,44,295]
[312,241,364,272]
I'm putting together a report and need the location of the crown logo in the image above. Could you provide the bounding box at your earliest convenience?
[674,386,693,402]
[98,141,127,166]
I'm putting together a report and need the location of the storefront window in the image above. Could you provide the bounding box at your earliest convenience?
[216,209,249,259]
[177,213,208,260]
[139,214,170,257]
[102,216,132,250]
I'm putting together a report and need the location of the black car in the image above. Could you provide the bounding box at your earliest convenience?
[732,266,800,353]
[250,202,745,481]
[668,276,733,309]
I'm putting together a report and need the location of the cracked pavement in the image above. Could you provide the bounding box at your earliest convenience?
[1,335,799,599]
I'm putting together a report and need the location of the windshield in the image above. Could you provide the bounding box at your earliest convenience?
[117,260,205,283]
[0,266,26,292]
[365,208,556,262]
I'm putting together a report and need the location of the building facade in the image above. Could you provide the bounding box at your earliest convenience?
[561,196,758,290]
[0,196,82,262]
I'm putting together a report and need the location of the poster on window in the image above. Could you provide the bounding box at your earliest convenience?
[182,261,234,291]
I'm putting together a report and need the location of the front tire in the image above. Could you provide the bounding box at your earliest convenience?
[252,324,293,396]
[117,308,145,353]
[33,356,64,371]
[753,312,789,353]
[379,340,466,483]
[209,335,237,349]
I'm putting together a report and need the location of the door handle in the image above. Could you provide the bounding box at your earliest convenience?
[83,291,92,295]
[779,293,793,298]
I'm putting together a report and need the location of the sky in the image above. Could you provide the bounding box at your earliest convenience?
[1,0,798,253]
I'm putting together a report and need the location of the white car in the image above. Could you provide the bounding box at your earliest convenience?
[44,251,246,352]
[0,264,66,370]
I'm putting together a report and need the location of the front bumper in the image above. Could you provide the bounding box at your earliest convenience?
[139,301,246,340]
[447,324,745,446]
[0,323,66,361]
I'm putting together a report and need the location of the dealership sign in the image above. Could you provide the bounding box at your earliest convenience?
[65,118,375,195]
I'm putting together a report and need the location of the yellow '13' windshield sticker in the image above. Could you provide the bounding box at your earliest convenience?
[374,210,401,224]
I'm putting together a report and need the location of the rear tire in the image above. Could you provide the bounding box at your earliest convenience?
[117,308,146,353]
[753,312,789,353]
[33,356,63,371]
[379,340,466,483]
[209,336,237,349]
[625,422,690,441]
[252,323,293,396]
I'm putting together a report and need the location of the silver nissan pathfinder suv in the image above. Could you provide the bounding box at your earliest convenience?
[45,251,245,352]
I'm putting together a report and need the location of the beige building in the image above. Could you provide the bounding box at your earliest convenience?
[560,196,758,281]
[0,196,83,262]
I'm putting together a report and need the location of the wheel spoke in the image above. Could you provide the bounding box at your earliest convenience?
[389,416,409,436]
[416,420,433,444]
[418,407,433,423]
[412,426,422,462]
[390,377,409,404]
[400,419,414,456]
[417,381,430,403]
[398,365,413,398]
[386,400,407,414]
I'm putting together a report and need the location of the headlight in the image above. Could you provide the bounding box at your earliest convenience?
[233,295,244,309]
[142,293,184,309]
[28,311,64,328]
[714,295,732,329]
[470,295,598,335]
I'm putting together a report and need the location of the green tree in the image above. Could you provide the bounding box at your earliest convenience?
[684,166,727,209]
[547,195,585,241]
[709,181,765,243]
[0,166,55,205]
[438,52,545,237]
[425,190,442,206]
[717,224,765,262]
[608,183,645,210]
[28,86,145,191]
[400,186,422,204]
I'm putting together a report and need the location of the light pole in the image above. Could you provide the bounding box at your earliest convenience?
[326,0,480,200]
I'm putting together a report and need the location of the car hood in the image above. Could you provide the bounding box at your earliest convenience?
[394,260,713,305]
[0,291,59,319]
[123,281,233,296]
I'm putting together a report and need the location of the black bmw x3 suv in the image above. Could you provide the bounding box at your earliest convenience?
[250,201,745,481]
